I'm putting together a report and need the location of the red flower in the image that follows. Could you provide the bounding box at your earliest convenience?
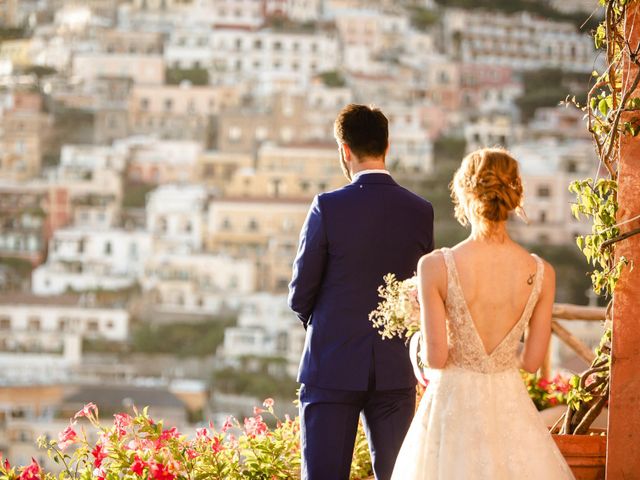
[58,423,78,450]
[92,443,108,469]
[130,455,147,476]
[149,461,175,480]
[74,402,98,420]
[186,448,197,459]
[159,427,180,442]
[18,458,41,480]
[195,427,210,440]
[263,398,274,409]
[211,435,224,454]
[113,413,132,437]
[3,455,11,471]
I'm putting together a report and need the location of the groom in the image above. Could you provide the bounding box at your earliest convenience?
[288,104,434,480]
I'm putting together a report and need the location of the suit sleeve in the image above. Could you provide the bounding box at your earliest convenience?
[425,202,435,253]
[288,195,328,328]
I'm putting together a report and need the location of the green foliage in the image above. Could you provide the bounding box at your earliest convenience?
[0,256,34,277]
[21,65,57,78]
[569,179,627,297]
[319,70,346,88]
[122,182,156,209]
[432,0,601,30]
[165,67,209,86]
[212,363,299,401]
[407,7,440,31]
[130,318,234,357]
[516,68,589,121]
[0,26,28,41]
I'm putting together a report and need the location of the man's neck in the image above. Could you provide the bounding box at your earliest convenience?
[351,159,386,177]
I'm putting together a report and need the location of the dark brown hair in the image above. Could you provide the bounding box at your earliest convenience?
[333,104,389,159]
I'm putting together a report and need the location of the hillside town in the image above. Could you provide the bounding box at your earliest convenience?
[0,0,603,469]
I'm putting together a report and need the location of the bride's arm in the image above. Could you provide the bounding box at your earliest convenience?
[520,261,556,373]
[417,252,449,369]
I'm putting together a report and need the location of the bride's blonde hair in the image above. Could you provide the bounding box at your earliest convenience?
[450,148,524,237]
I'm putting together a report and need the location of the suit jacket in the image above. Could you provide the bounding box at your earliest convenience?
[288,173,434,391]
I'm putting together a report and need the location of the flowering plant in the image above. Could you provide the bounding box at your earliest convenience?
[0,400,373,480]
[369,274,420,341]
[522,372,571,411]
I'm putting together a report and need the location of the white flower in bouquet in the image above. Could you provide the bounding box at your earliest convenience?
[369,273,420,341]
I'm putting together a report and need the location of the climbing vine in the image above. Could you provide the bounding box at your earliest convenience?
[554,0,640,435]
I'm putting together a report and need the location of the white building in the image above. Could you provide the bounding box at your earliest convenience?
[32,228,152,295]
[141,252,256,314]
[464,112,520,152]
[0,293,129,345]
[59,144,127,174]
[146,184,209,253]
[164,25,216,70]
[509,138,594,245]
[127,139,202,184]
[72,53,165,85]
[209,28,339,88]
[220,293,305,377]
[386,104,434,172]
[442,9,595,72]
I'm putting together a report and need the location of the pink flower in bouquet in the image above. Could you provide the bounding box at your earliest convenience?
[113,413,132,437]
[211,435,224,454]
[195,427,210,440]
[57,423,78,450]
[91,443,108,469]
[74,402,98,420]
[159,427,180,442]
[263,398,274,409]
[253,406,264,415]
[18,458,41,480]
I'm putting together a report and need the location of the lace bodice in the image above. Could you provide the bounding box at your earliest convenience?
[441,247,544,373]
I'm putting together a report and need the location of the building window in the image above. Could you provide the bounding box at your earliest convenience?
[104,241,112,255]
[248,219,258,231]
[27,317,41,332]
[222,218,231,230]
[141,98,149,110]
[540,211,547,224]
[164,99,173,112]
[537,185,551,198]
[87,319,99,332]
[0,316,10,330]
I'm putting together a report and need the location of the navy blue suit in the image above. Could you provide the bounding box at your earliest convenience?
[289,173,434,480]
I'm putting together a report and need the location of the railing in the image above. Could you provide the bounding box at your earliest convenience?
[541,303,607,378]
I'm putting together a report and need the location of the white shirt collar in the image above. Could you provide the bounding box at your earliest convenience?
[351,169,391,183]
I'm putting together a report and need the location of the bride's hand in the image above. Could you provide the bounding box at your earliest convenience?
[410,333,428,387]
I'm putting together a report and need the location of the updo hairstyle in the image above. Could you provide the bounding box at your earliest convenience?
[450,148,524,236]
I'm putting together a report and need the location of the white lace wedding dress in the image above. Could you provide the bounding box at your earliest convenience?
[391,248,574,480]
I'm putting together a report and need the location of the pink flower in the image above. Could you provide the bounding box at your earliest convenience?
[244,415,268,438]
[130,455,147,476]
[57,423,78,450]
[18,458,41,480]
[74,402,98,420]
[263,398,274,409]
[2,454,10,472]
[92,443,108,469]
[93,467,106,480]
[113,413,132,437]
[195,427,210,440]
[148,461,175,480]
[186,448,197,459]
[221,416,233,433]
[253,406,264,415]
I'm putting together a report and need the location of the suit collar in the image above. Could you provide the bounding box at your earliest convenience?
[352,172,398,186]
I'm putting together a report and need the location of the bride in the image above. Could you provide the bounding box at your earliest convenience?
[391,148,574,479]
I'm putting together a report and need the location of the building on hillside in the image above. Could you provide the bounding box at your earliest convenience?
[209,28,339,88]
[96,29,164,55]
[220,293,306,377]
[72,53,165,85]
[196,151,253,190]
[146,184,209,253]
[141,253,256,315]
[31,228,152,295]
[508,138,594,245]
[127,139,202,184]
[205,197,309,291]
[0,184,48,265]
[464,112,520,152]
[128,84,245,146]
[442,9,595,72]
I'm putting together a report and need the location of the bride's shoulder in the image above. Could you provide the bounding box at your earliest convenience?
[417,249,447,275]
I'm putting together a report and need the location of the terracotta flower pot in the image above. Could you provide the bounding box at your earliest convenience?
[552,431,607,480]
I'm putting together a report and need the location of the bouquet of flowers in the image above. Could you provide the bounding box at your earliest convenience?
[369,273,420,341]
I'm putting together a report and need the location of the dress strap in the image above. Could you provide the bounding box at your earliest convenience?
[520,254,545,323]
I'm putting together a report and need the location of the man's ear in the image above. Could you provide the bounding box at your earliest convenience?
[342,143,351,162]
